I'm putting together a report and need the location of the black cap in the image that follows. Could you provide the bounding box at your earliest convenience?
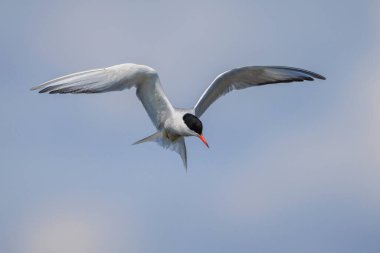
[183,113,203,135]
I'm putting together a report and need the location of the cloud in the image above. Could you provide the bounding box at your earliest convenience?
[16,196,142,253]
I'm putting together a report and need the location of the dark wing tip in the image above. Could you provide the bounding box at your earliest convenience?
[269,66,326,81]
[296,68,326,80]
[307,71,326,80]
[303,76,314,81]
[31,85,43,91]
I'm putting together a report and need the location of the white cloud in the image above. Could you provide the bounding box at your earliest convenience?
[16,197,142,253]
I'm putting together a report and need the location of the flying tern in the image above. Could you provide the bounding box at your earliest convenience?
[31,63,325,169]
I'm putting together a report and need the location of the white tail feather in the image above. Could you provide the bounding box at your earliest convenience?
[133,131,188,170]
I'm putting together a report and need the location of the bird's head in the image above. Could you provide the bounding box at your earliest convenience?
[183,113,209,148]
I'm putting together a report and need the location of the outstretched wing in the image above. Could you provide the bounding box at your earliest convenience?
[193,66,326,117]
[31,63,174,129]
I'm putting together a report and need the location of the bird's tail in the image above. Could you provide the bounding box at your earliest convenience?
[132,131,164,145]
[133,131,188,170]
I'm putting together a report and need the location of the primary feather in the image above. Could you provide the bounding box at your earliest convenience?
[32,63,174,129]
[193,66,326,117]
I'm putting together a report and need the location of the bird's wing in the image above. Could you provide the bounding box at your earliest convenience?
[31,63,174,129]
[193,66,326,117]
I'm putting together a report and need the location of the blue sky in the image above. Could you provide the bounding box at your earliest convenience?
[1,0,379,252]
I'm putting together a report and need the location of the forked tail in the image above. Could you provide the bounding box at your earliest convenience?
[133,131,188,170]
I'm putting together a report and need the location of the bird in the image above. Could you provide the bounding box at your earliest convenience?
[31,63,325,169]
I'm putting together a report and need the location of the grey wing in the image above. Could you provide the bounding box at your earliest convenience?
[31,63,174,129]
[193,66,326,117]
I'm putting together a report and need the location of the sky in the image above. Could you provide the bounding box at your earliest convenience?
[0,0,379,252]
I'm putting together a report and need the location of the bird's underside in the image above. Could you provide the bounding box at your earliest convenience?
[31,63,325,169]
[132,129,187,168]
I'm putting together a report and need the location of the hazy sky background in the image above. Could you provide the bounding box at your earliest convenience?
[1,0,379,252]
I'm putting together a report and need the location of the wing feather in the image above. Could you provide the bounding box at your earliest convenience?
[193,66,326,117]
[31,63,174,128]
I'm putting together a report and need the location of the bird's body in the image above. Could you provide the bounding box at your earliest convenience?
[31,63,325,169]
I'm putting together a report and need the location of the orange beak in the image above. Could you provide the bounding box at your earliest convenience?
[198,134,209,148]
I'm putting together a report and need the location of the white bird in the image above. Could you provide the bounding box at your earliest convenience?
[31,63,325,169]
